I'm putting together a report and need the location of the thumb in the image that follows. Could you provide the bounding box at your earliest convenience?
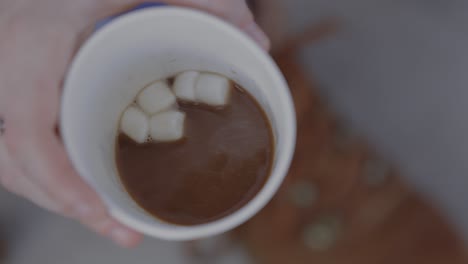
[83,0,270,50]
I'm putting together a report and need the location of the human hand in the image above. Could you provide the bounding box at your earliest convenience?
[0,0,268,247]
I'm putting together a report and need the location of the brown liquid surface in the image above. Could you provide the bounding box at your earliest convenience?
[116,84,274,226]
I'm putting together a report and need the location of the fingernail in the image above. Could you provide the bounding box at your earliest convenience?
[111,227,134,248]
[244,23,271,51]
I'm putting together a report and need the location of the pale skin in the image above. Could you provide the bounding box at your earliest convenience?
[0,0,269,247]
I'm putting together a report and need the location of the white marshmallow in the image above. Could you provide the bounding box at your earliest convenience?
[173,71,200,101]
[150,110,186,142]
[195,73,231,106]
[137,81,176,114]
[120,106,149,143]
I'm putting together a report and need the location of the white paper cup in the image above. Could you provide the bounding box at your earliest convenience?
[61,7,296,241]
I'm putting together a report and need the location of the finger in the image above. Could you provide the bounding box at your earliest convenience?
[7,126,142,247]
[165,0,270,50]
[0,133,61,212]
[8,176,65,213]
[86,0,270,50]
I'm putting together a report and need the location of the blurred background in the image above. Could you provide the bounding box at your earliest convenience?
[2,0,468,263]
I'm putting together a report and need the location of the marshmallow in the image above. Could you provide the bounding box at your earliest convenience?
[137,81,176,114]
[173,71,200,101]
[195,73,231,106]
[150,110,186,142]
[120,106,149,143]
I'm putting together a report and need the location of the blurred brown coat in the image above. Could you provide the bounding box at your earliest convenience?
[234,21,468,264]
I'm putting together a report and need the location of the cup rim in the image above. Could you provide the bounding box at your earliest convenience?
[61,7,296,240]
